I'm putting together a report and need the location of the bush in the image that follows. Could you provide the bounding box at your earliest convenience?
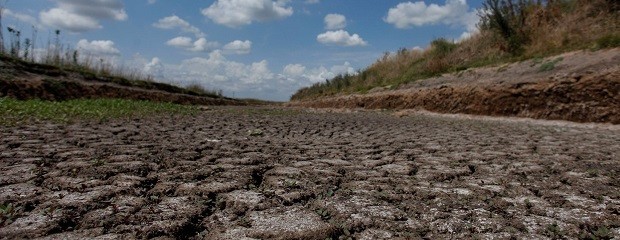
[479,0,543,54]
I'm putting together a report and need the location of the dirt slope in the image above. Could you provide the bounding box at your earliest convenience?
[0,56,244,106]
[290,48,620,124]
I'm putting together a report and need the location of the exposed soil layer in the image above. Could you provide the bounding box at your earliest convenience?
[1,107,619,239]
[0,56,244,106]
[290,48,620,124]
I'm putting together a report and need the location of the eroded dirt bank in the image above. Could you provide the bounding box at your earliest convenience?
[1,107,619,239]
[0,56,244,106]
[290,48,620,124]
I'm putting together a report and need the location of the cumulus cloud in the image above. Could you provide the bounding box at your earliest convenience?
[305,0,320,4]
[153,15,204,38]
[283,64,306,77]
[384,0,477,30]
[4,9,41,29]
[201,0,293,28]
[148,0,157,4]
[324,13,346,30]
[39,0,127,32]
[77,39,120,56]
[143,57,165,79]
[163,50,275,96]
[281,62,356,84]
[137,52,360,101]
[317,30,368,47]
[223,40,252,55]
[166,37,219,52]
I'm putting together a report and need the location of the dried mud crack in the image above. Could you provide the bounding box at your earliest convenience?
[1,107,619,239]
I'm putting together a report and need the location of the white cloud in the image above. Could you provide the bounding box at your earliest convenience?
[201,0,293,28]
[166,37,219,52]
[283,64,306,77]
[165,50,276,93]
[39,0,127,32]
[223,40,252,55]
[4,9,41,29]
[137,52,360,101]
[166,37,193,48]
[384,0,476,29]
[76,39,120,56]
[40,8,101,32]
[281,62,356,84]
[148,0,157,4]
[143,57,165,79]
[305,0,320,4]
[317,30,368,47]
[324,13,346,30]
[153,15,204,38]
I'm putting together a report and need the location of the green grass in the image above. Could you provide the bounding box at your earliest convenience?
[0,98,198,125]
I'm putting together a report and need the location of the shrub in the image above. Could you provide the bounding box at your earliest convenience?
[479,0,542,54]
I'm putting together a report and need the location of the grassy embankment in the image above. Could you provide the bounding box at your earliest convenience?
[0,3,226,123]
[0,98,198,126]
[291,0,620,100]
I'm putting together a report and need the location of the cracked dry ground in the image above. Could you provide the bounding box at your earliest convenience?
[1,107,619,239]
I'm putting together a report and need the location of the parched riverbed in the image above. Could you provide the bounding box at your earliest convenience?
[1,107,619,239]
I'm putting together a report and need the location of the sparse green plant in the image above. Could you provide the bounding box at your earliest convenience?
[524,199,534,209]
[586,169,599,178]
[594,34,620,50]
[283,179,298,188]
[545,222,564,239]
[248,129,263,136]
[0,203,20,226]
[538,57,564,72]
[315,208,331,220]
[92,159,105,166]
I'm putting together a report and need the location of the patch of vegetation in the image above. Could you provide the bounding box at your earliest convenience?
[0,203,19,227]
[544,222,565,239]
[0,97,198,125]
[538,57,564,72]
[579,226,614,240]
[594,34,620,50]
[315,208,331,221]
[291,0,619,101]
[247,129,264,136]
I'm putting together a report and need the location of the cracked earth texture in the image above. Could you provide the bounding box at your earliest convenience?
[1,107,619,239]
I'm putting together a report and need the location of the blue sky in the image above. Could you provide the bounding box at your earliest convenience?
[2,0,483,101]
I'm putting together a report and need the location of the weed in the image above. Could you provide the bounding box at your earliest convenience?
[92,159,106,167]
[579,225,614,240]
[593,34,620,50]
[586,169,599,178]
[0,203,20,226]
[544,222,564,239]
[283,179,299,189]
[248,129,264,137]
[315,208,331,220]
[524,199,534,209]
[538,57,564,72]
[530,57,544,67]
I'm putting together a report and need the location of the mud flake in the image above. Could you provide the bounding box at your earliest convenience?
[315,159,352,166]
[247,207,334,239]
[355,228,394,240]
[0,164,37,185]
[0,183,41,202]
